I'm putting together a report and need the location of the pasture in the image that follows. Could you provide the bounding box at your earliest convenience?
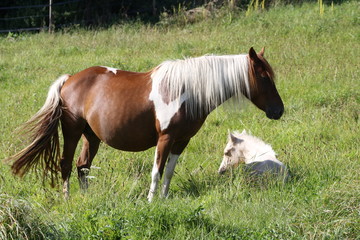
[0,1,359,239]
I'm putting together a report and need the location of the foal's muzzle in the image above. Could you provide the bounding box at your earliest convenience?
[218,168,226,175]
[266,106,284,120]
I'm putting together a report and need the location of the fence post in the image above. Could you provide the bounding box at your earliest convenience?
[152,0,156,16]
[49,0,53,33]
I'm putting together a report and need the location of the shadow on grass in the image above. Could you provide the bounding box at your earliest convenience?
[174,164,304,199]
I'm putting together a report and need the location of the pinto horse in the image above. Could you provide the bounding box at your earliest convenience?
[9,47,283,202]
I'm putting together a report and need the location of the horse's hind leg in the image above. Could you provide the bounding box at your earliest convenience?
[60,117,85,199]
[76,125,100,191]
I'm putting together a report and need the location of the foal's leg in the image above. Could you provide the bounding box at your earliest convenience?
[76,127,100,191]
[60,117,84,199]
[162,140,190,198]
[147,134,174,202]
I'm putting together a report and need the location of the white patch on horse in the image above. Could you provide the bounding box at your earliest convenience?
[148,147,160,202]
[101,66,117,74]
[149,76,187,131]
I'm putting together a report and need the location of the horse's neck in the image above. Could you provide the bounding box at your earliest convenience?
[203,91,236,115]
[153,55,249,119]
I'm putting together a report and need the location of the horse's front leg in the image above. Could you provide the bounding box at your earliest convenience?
[161,153,179,198]
[162,140,190,198]
[147,134,173,202]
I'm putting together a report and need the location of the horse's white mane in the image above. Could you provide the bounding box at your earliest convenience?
[151,54,250,118]
[232,130,278,164]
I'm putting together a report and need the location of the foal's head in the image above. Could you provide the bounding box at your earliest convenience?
[246,47,284,120]
[218,130,277,174]
[218,130,247,174]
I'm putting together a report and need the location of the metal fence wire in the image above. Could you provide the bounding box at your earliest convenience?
[0,0,85,33]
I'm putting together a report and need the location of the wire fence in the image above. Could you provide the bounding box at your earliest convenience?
[0,0,347,33]
[0,0,99,33]
[0,0,211,33]
[3,0,333,33]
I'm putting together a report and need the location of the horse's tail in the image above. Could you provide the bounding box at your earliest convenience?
[9,74,70,187]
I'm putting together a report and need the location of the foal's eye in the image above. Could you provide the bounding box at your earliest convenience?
[225,151,232,157]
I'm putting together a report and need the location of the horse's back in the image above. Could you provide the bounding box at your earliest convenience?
[61,66,151,99]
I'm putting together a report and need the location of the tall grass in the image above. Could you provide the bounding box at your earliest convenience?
[0,1,359,239]
[246,0,266,16]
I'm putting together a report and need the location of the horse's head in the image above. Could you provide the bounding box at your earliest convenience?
[218,130,246,174]
[246,47,284,120]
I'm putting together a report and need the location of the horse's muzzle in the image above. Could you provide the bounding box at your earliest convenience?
[266,106,284,120]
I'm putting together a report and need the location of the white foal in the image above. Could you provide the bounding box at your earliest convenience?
[218,130,289,180]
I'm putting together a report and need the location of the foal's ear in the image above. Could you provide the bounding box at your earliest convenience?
[229,132,240,144]
[228,130,233,140]
[249,47,259,61]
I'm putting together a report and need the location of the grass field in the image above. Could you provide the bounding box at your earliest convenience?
[0,1,359,239]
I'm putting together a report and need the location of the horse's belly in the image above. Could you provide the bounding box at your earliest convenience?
[103,130,157,152]
[89,111,158,152]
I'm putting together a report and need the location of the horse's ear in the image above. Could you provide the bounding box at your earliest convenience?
[249,47,259,61]
[259,47,265,57]
[229,132,241,144]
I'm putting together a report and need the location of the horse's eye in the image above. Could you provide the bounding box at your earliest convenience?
[225,151,232,157]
